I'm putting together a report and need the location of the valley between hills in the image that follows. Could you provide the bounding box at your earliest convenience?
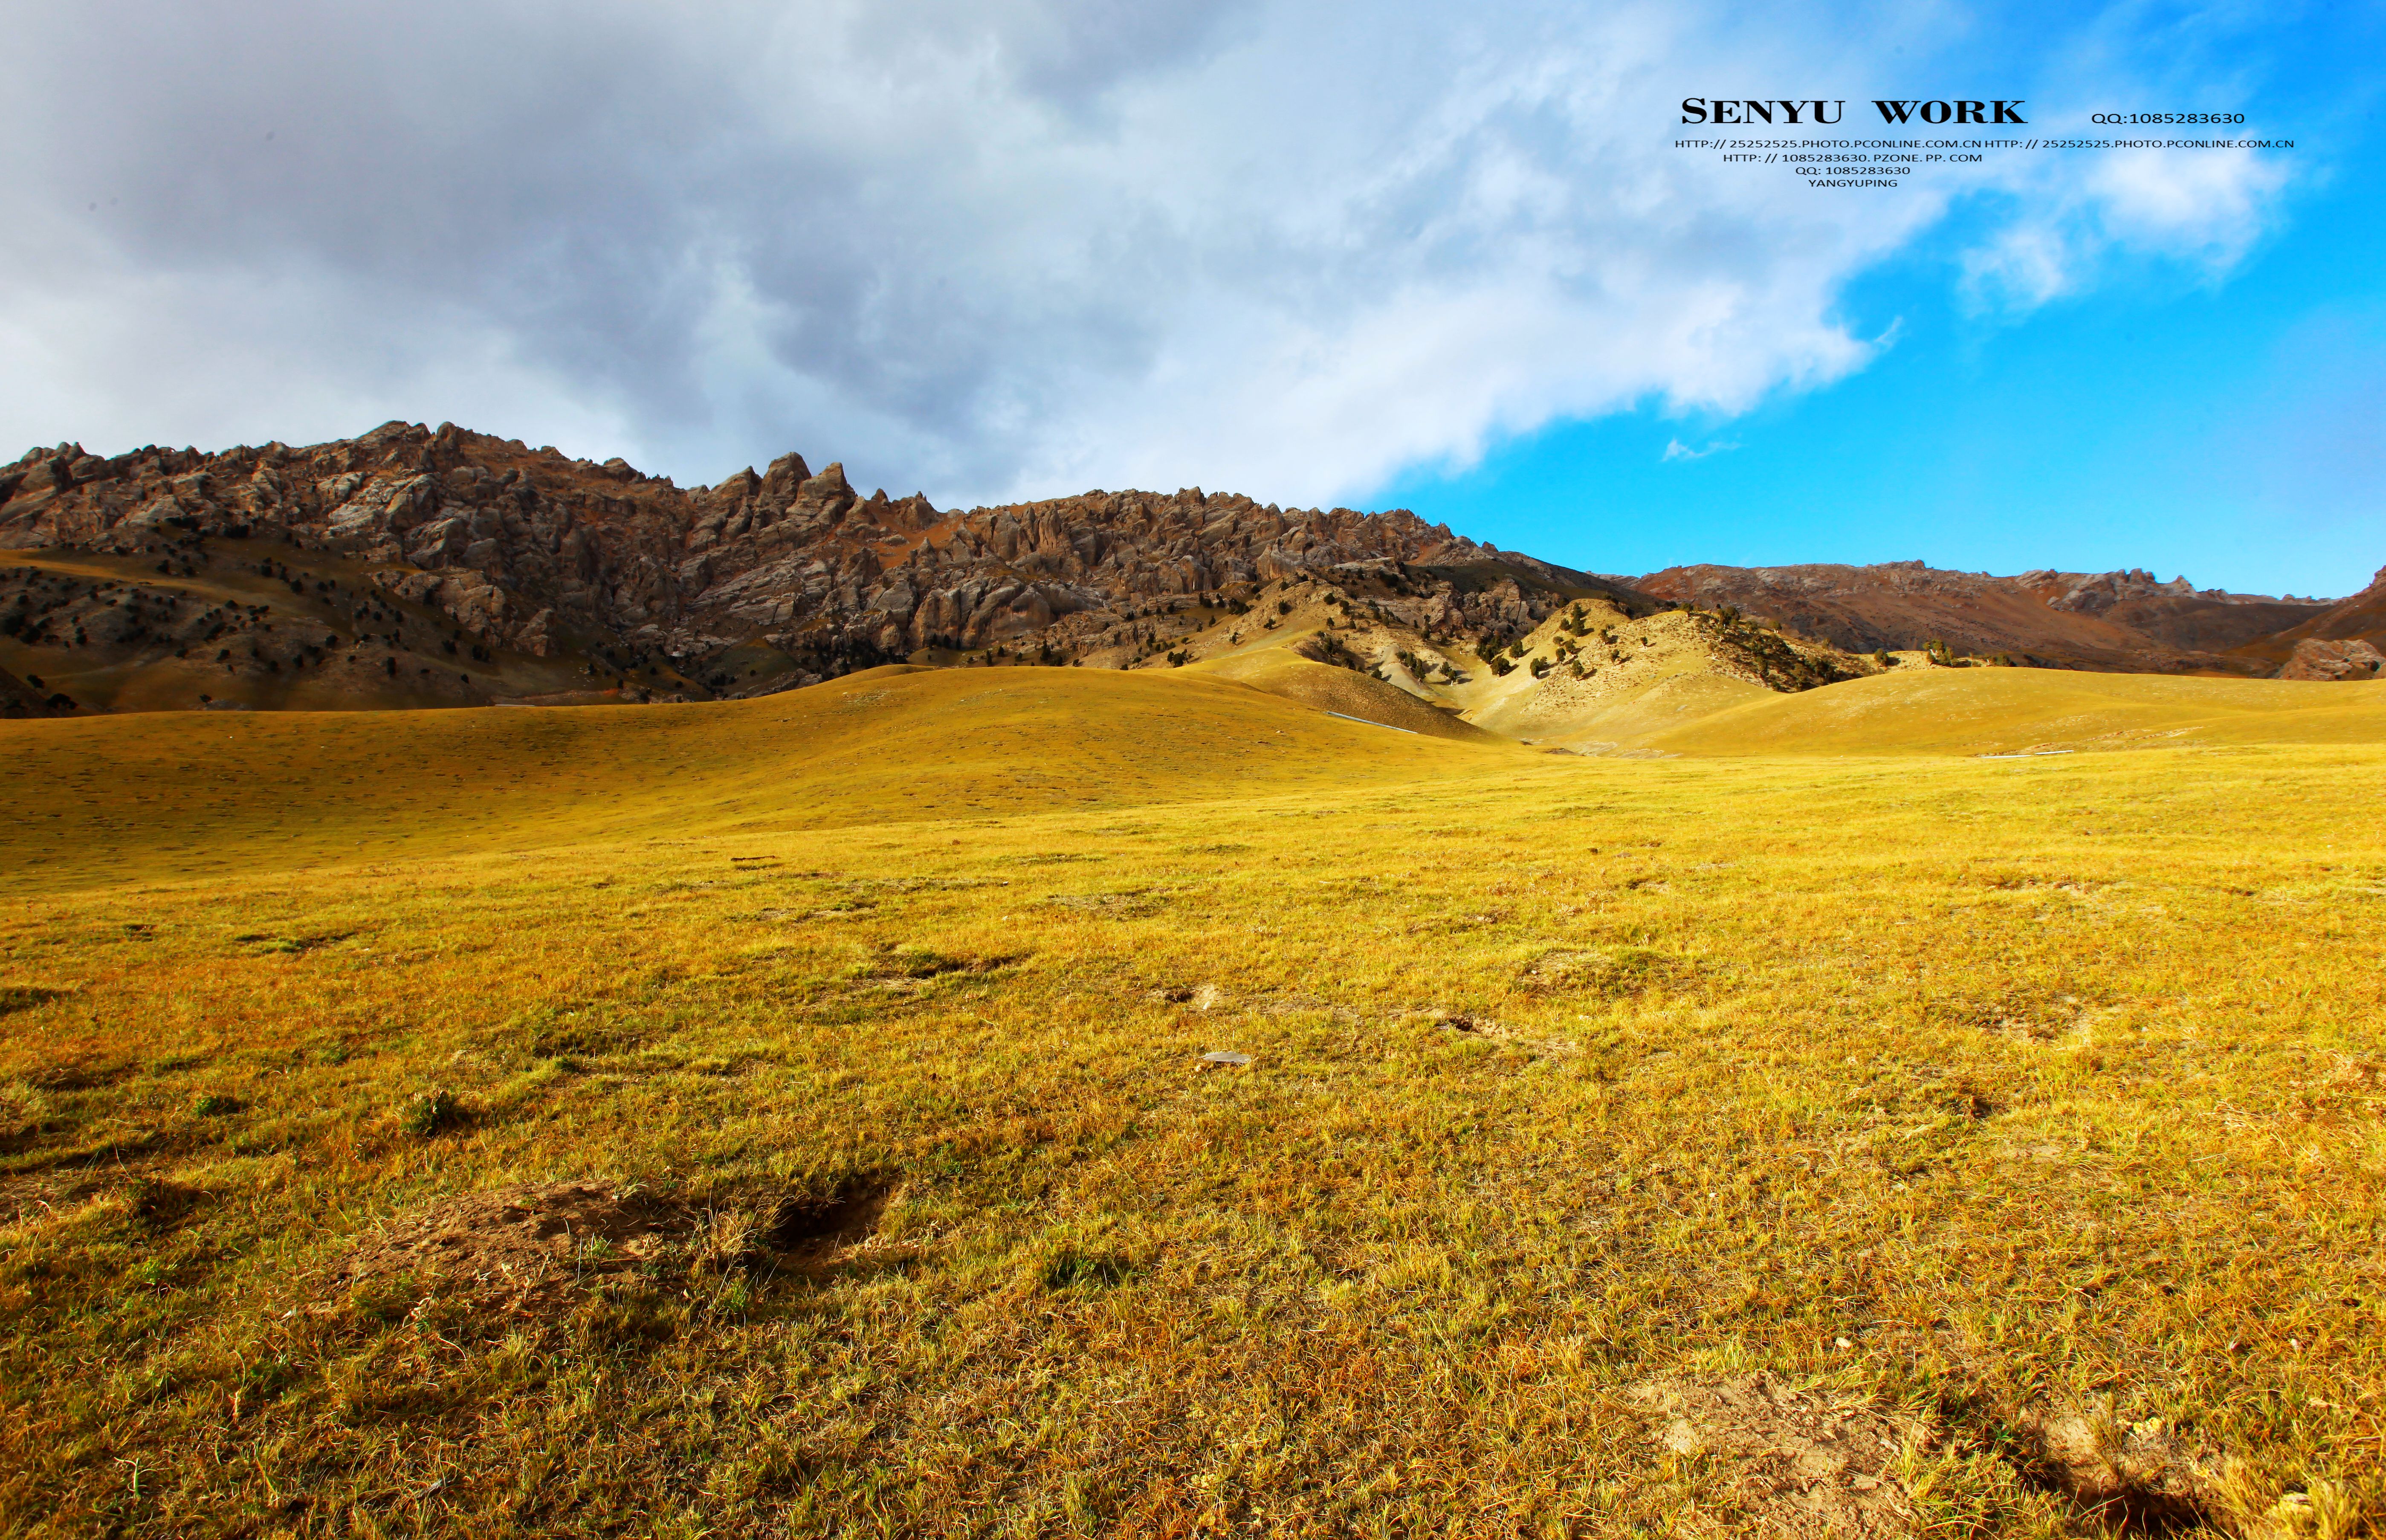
[2,424,2383,1537]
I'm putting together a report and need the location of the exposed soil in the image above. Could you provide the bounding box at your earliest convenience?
[1041,889,1169,917]
[2012,1406,2221,1533]
[1632,1374,1931,1538]
[330,1176,894,1312]
[0,1169,111,1226]
[1520,945,1688,997]
[1416,1008,1581,1057]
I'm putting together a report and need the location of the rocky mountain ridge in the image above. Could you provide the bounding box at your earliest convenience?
[0,421,1653,712]
[3,420,2377,716]
[1633,559,2372,675]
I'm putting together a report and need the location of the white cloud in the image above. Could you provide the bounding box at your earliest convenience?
[0,0,2301,506]
[1959,143,2289,310]
[1662,438,1740,462]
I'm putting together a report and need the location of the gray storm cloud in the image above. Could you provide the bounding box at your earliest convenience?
[0,0,2290,507]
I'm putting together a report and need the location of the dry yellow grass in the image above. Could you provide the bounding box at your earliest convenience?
[2,666,2382,1537]
[1182,651,1499,741]
[1642,669,2386,757]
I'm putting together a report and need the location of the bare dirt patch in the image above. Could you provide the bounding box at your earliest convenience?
[1632,1374,1930,1538]
[1147,983,1230,1011]
[2011,1405,2224,1532]
[330,1176,895,1312]
[1934,988,2093,1044]
[0,1169,110,1226]
[1042,889,1169,918]
[1520,946,1689,997]
[1410,1008,1580,1057]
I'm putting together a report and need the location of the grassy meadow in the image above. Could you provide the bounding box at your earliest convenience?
[2,667,2382,1537]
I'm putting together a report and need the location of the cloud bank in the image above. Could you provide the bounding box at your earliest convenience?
[0,0,2297,508]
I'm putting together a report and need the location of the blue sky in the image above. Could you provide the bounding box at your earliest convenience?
[1380,4,2386,596]
[3,0,2380,596]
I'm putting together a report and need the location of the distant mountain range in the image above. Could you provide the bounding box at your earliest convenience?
[1632,560,2385,678]
[3,421,2379,718]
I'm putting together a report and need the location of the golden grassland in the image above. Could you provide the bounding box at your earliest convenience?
[1641,672,2386,758]
[2,667,2383,1537]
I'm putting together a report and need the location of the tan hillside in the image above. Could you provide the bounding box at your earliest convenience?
[1444,603,1856,747]
[1636,666,2386,756]
[0,663,1515,888]
[1185,650,1500,742]
[1100,570,1868,749]
[0,544,606,714]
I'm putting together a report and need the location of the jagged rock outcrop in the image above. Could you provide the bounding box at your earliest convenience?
[12,421,2367,709]
[2028,567,2197,614]
[2227,564,2386,676]
[0,422,1636,700]
[2015,568,2330,654]
[2277,637,2385,681]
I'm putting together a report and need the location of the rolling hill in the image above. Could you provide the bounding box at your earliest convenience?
[1634,667,2386,757]
[3,641,2383,1533]
[0,664,1515,889]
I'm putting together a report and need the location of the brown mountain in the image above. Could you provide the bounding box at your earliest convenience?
[4,421,2368,716]
[0,663,71,718]
[0,421,1647,713]
[2227,564,2386,680]
[1632,560,2336,675]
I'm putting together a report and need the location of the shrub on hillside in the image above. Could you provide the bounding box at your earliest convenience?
[403,1087,464,1137]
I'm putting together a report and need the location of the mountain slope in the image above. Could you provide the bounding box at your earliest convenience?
[0,423,1644,715]
[2227,564,2386,679]
[1634,560,2331,676]
[1098,568,1868,749]
[9,422,2373,723]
